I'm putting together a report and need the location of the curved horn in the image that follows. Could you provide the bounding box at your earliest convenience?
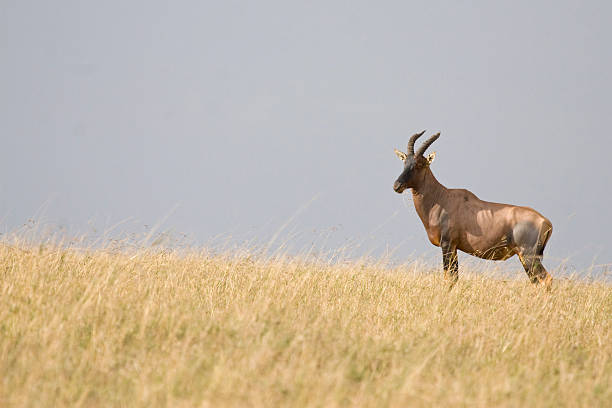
[407,130,426,155]
[415,132,440,157]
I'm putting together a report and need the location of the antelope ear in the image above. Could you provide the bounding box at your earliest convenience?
[426,151,436,165]
[394,149,407,161]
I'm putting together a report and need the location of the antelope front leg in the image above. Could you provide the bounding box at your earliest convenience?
[441,241,458,285]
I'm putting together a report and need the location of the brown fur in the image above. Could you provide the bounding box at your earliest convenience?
[395,137,553,288]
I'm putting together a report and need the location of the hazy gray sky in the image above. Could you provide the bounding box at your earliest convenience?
[2,1,611,272]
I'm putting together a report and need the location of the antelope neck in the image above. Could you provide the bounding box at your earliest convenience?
[411,167,448,211]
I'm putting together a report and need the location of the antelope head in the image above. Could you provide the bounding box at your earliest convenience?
[393,130,439,193]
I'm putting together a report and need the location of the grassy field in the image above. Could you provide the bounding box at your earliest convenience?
[0,242,610,407]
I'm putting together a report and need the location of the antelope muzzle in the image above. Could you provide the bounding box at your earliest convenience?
[393,180,406,193]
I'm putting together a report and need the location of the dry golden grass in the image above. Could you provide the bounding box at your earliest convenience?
[0,242,610,407]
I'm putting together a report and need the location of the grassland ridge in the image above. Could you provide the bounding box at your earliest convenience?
[1,243,610,407]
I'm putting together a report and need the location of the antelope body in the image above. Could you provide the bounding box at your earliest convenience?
[393,131,552,286]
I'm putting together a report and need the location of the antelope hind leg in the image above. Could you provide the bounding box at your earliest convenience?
[513,222,553,288]
[518,253,552,288]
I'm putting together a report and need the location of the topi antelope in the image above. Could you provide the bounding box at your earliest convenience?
[393,131,553,287]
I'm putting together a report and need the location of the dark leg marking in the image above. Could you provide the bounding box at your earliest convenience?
[441,241,458,285]
[518,253,551,287]
[513,222,553,287]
